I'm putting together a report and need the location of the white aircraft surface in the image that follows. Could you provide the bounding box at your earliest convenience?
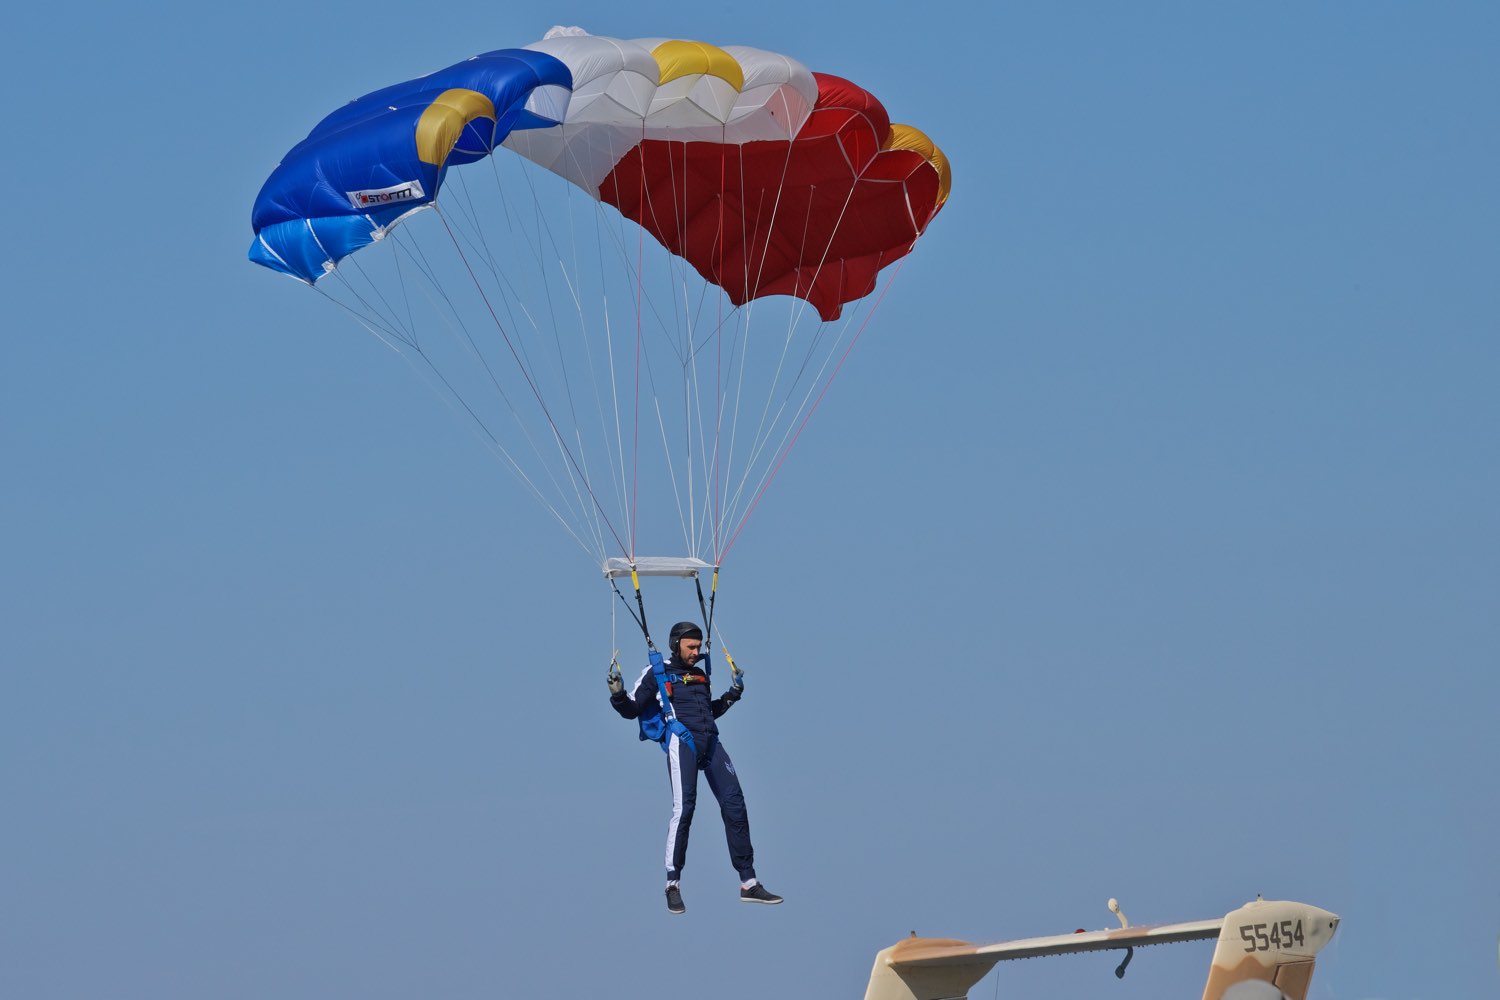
[864,897,1339,1000]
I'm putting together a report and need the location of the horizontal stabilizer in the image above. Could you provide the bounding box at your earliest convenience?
[866,918,1221,1000]
[896,917,1224,966]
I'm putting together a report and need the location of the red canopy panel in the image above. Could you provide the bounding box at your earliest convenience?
[599,74,946,321]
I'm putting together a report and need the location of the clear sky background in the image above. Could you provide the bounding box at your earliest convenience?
[3,3,1496,999]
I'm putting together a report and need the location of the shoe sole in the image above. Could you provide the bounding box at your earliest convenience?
[740,897,783,904]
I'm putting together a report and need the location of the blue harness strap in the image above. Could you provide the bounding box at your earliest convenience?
[637,649,697,755]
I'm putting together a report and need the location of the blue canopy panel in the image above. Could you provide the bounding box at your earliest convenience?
[249,48,572,283]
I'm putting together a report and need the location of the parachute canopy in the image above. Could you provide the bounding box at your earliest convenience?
[248,29,951,579]
[250,28,950,321]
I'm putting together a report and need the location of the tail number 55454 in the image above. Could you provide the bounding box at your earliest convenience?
[1239,920,1305,953]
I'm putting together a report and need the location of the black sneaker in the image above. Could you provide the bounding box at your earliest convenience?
[665,885,685,914]
[740,883,783,904]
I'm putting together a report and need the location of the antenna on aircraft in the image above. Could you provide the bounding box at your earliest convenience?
[1109,898,1135,979]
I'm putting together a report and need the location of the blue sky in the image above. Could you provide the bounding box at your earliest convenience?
[2,3,1496,999]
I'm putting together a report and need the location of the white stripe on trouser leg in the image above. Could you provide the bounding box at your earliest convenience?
[664,734,685,872]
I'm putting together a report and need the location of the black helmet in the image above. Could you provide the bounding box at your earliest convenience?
[668,621,703,656]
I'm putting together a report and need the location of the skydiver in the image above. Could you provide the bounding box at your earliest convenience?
[607,621,782,914]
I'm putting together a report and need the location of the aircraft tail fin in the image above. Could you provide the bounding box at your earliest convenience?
[1200,899,1340,1000]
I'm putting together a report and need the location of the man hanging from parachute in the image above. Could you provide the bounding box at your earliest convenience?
[599,557,780,912]
[609,620,779,912]
[248,26,949,910]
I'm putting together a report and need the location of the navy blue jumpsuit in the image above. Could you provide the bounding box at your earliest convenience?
[610,657,756,884]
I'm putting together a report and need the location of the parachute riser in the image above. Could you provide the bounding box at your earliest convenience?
[610,569,655,651]
[694,569,719,651]
[631,568,655,651]
[607,562,725,666]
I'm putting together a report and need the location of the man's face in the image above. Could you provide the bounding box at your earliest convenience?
[677,637,702,665]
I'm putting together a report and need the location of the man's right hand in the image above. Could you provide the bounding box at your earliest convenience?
[607,660,624,695]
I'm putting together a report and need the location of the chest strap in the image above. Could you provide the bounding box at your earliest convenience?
[646,650,697,754]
